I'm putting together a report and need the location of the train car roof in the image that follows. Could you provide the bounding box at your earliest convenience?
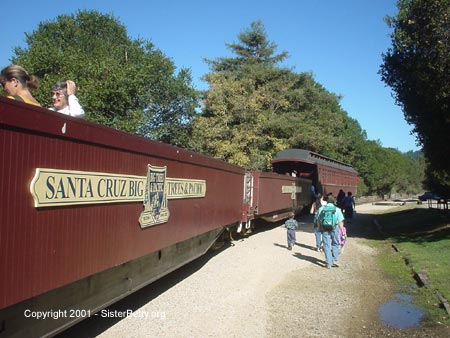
[271,148,357,174]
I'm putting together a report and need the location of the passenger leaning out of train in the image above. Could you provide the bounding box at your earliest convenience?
[50,80,85,117]
[0,64,41,106]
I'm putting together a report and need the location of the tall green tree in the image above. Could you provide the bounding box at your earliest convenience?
[193,20,368,171]
[357,141,398,196]
[380,0,450,194]
[11,10,198,143]
[355,140,425,196]
[401,150,425,194]
[192,20,292,169]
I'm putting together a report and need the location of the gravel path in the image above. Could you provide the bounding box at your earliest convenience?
[97,220,317,337]
[59,203,450,338]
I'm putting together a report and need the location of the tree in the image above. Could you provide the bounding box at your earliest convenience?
[380,0,450,193]
[193,20,368,171]
[354,140,425,197]
[11,10,198,143]
[356,142,398,196]
[401,151,425,194]
[192,20,293,169]
[206,20,288,75]
[138,68,199,147]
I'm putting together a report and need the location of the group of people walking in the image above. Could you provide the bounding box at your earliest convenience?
[0,64,84,117]
[337,189,356,222]
[284,188,355,269]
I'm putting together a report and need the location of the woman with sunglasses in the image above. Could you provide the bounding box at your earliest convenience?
[50,80,85,117]
[0,64,41,106]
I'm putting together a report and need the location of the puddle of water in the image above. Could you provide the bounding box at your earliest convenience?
[378,293,425,328]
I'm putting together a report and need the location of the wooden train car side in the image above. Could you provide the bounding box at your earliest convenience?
[0,98,246,337]
[271,149,358,197]
[242,172,311,225]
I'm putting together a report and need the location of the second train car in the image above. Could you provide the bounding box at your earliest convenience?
[271,148,358,197]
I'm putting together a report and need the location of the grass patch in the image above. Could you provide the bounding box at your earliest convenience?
[374,206,450,325]
[377,244,413,285]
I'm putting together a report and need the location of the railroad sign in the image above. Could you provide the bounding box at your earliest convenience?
[30,166,206,227]
[282,183,302,199]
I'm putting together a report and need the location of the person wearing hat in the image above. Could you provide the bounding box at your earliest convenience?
[315,195,344,268]
[50,80,85,117]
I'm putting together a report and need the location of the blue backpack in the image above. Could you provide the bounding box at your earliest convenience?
[318,204,337,230]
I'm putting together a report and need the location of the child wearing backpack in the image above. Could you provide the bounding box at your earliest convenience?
[284,213,298,251]
[316,196,344,268]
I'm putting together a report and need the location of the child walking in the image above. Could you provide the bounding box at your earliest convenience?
[284,213,298,250]
[339,225,347,253]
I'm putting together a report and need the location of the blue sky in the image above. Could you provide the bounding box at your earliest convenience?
[1,0,419,152]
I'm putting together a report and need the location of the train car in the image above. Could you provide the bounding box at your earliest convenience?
[0,97,248,337]
[271,149,358,197]
[240,171,311,229]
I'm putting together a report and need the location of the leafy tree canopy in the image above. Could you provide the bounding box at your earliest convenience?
[206,20,289,74]
[356,141,424,196]
[193,20,368,172]
[380,0,450,194]
[10,10,198,143]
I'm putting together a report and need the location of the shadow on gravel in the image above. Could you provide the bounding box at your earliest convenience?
[273,242,289,250]
[295,242,316,251]
[272,243,325,267]
[293,252,326,267]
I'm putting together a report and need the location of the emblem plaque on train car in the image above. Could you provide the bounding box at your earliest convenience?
[137,164,207,228]
[138,165,169,227]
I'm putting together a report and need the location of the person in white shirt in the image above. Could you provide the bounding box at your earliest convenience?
[50,80,85,117]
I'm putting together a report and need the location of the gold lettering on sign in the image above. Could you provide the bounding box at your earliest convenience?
[30,169,145,207]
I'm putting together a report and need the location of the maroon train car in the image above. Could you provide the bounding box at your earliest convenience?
[241,171,311,228]
[0,98,247,337]
[271,149,358,197]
